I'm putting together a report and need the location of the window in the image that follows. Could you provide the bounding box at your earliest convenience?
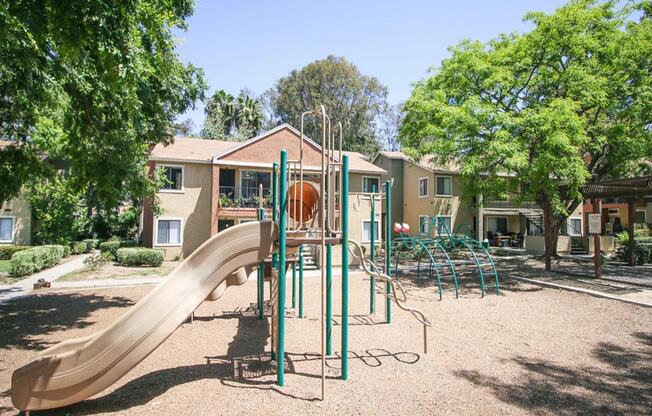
[362,220,380,242]
[436,176,452,196]
[419,177,428,197]
[419,215,429,233]
[0,217,14,242]
[568,218,582,236]
[240,170,271,199]
[160,166,183,191]
[635,210,646,224]
[436,216,452,235]
[362,177,380,193]
[608,208,620,216]
[156,219,182,245]
[487,217,508,234]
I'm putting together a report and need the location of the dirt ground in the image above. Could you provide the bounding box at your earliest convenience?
[58,260,179,281]
[0,268,650,415]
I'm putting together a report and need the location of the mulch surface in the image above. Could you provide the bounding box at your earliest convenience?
[0,267,650,415]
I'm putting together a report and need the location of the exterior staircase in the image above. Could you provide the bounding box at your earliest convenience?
[570,236,588,255]
[519,211,544,234]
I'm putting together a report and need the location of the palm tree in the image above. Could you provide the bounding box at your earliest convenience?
[235,95,263,137]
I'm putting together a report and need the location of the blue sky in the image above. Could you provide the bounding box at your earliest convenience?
[175,0,568,131]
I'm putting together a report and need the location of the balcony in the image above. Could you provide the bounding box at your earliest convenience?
[483,200,540,210]
[218,186,272,209]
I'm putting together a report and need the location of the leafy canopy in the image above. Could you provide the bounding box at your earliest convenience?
[0,0,206,206]
[265,55,389,154]
[201,89,264,141]
[400,0,652,214]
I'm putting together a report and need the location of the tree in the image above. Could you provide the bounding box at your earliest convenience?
[378,104,403,151]
[201,89,263,141]
[0,1,206,206]
[400,0,652,267]
[265,55,389,153]
[172,118,196,137]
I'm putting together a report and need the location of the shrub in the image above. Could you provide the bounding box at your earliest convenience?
[9,245,65,277]
[0,245,30,260]
[116,248,164,267]
[83,253,108,271]
[63,245,71,257]
[619,242,652,265]
[70,241,88,255]
[82,238,100,251]
[100,239,140,260]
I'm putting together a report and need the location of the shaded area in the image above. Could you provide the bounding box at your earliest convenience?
[455,332,652,416]
[0,292,134,350]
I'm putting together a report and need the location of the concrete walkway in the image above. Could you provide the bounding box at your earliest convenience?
[52,277,164,290]
[0,253,94,304]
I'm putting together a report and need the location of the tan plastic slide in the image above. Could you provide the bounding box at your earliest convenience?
[11,221,278,412]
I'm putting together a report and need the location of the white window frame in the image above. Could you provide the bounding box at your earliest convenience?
[418,177,429,198]
[158,164,185,193]
[567,217,583,236]
[154,217,183,247]
[607,208,620,216]
[0,216,16,243]
[361,176,380,193]
[435,175,453,197]
[436,215,453,234]
[419,215,429,233]
[361,219,380,243]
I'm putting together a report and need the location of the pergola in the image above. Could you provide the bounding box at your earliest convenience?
[581,175,652,273]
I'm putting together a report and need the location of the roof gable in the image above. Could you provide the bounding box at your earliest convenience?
[215,124,324,166]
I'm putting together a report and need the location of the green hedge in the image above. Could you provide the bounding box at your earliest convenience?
[9,245,65,277]
[100,239,140,260]
[116,248,164,267]
[82,238,100,250]
[619,242,652,265]
[0,245,30,260]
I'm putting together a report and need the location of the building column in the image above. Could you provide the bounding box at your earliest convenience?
[211,165,220,236]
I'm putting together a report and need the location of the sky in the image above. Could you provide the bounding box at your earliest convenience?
[175,0,569,131]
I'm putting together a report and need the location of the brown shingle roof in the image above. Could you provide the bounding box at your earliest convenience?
[150,137,239,163]
[342,151,385,174]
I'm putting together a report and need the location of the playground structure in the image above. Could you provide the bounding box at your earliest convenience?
[10,105,430,413]
[391,216,500,300]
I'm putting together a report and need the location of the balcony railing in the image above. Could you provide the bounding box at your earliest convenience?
[218,186,272,208]
[483,200,540,210]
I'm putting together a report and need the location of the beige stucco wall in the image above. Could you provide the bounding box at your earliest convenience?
[154,162,213,259]
[586,236,615,253]
[349,172,382,193]
[402,163,472,235]
[524,235,572,254]
[0,197,31,245]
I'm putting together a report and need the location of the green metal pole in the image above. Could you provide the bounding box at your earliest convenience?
[258,207,265,320]
[277,151,288,386]
[370,185,376,314]
[341,155,349,380]
[291,260,296,309]
[298,245,304,318]
[385,179,392,323]
[326,243,333,355]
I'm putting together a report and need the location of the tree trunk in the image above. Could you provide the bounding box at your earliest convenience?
[543,199,552,271]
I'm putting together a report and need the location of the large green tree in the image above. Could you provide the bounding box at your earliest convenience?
[201,89,263,141]
[265,55,389,153]
[0,1,206,207]
[400,0,652,265]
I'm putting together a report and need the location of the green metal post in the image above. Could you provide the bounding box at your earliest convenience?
[341,155,349,380]
[370,184,376,313]
[277,151,288,386]
[326,243,333,355]
[257,207,265,320]
[291,260,296,309]
[385,179,392,323]
[299,245,304,318]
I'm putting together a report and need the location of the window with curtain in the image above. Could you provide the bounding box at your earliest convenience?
[362,220,380,242]
[436,176,452,196]
[419,178,428,197]
[0,217,14,241]
[436,216,452,234]
[362,177,380,193]
[157,219,181,244]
